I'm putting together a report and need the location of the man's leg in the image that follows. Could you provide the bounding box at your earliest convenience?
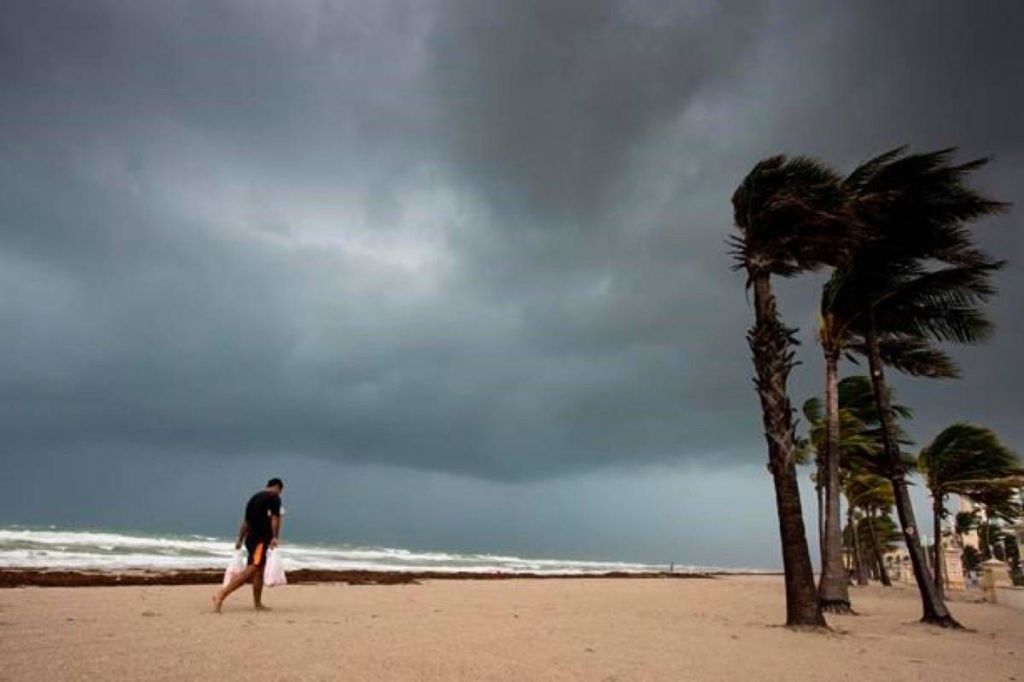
[253,567,267,610]
[212,565,257,613]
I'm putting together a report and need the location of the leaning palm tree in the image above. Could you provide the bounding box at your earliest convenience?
[836,148,1008,627]
[919,423,1022,598]
[731,155,856,627]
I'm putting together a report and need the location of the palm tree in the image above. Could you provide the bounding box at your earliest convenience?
[846,472,897,587]
[836,148,1008,627]
[864,510,899,586]
[731,155,855,627]
[843,504,870,586]
[919,424,1022,597]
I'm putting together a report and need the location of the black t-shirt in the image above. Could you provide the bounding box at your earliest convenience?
[244,490,281,541]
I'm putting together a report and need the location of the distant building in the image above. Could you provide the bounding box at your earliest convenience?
[880,497,972,590]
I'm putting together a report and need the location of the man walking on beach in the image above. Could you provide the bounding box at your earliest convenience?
[212,478,284,613]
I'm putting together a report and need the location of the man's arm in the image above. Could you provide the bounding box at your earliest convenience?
[235,520,249,550]
[270,515,282,549]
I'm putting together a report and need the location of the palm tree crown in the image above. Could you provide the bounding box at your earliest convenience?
[731,155,855,279]
[918,423,1021,597]
[919,423,1022,508]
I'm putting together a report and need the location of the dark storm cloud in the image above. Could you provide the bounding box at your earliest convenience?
[429,0,763,221]
[1,0,1022,491]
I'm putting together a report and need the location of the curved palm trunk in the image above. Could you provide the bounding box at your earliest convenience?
[749,275,826,628]
[818,349,852,611]
[933,495,945,599]
[866,508,891,587]
[865,320,960,627]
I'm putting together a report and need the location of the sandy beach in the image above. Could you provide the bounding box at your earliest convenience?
[2,576,1021,681]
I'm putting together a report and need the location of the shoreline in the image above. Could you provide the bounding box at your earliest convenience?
[0,567,763,588]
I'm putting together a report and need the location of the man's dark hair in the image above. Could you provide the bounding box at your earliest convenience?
[267,477,284,489]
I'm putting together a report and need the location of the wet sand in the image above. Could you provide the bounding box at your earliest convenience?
[1,576,1021,681]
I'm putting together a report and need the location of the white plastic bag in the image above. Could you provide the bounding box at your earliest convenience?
[264,549,287,587]
[222,549,246,587]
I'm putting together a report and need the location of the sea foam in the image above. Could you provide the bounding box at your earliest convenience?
[0,525,745,574]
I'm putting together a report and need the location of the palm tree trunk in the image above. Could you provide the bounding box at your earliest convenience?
[841,492,853,580]
[817,475,825,561]
[749,274,826,628]
[850,508,869,586]
[933,495,945,599]
[866,508,891,587]
[864,319,960,627]
[818,349,852,612]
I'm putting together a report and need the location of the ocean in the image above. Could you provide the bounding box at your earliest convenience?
[0,525,736,575]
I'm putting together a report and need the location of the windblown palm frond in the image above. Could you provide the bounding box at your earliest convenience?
[843,147,908,194]
[846,149,1008,270]
[802,397,823,425]
[845,471,895,510]
[867,260,1004,345]
[835,375,913,423]
[819,264,970,381]
[847,338,959,378]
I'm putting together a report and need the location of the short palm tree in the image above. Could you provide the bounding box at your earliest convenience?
[835,147,1008,627]
[731,155,855,627]
[842,504,870,585]
[918,423,1022,598]
[846,471,896,587]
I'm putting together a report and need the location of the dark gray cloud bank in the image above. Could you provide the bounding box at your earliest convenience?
[1,1,1021,565]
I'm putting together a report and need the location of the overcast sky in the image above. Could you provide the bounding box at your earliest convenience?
[1,1,1021,568]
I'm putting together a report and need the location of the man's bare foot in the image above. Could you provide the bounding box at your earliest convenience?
[211,593,223,614]
[254,604,271,611]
